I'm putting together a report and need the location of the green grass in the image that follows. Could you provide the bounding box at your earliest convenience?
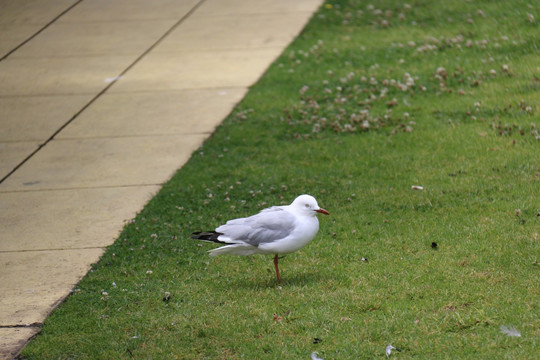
[21,0,539,359]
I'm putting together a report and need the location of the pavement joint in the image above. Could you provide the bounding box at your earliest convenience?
[0,247,105,254]
[0,184,161,194]
[0,324,42,329]
[0,0,85,62]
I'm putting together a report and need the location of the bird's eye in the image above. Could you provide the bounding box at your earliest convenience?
[305,204,310,208]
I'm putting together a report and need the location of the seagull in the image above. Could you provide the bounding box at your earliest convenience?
[386,344,401,357]
[192,194,329,283]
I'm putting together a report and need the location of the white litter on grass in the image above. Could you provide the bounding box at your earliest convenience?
[104,76,123,83]
[311,351,324,360]
[500,325,521,337]
[411,185,424,190]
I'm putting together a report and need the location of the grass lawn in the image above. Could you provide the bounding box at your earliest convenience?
[21,0,539,359]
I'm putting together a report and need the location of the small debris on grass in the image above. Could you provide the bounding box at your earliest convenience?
[431,242,438,249]
[361,257,368,262]
[163,291,171,302]
[500,325,521,337]
[311,351,324,360]
[386,344,401,357]
[313,337,323,344]
[411,185,424,190]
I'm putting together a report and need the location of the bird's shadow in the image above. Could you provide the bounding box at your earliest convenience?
[280,271,323,287]
[226,270,323,290]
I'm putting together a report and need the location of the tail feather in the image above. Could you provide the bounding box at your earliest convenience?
[193,231,263,256]
[191,231,228,244]
[208,244,260,256]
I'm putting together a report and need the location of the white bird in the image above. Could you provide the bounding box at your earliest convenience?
[386,344,401,357]
[192,194,329,283]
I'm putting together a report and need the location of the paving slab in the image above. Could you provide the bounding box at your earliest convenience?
[0,134,206,192]
[10,20,177,58]
[0,328,41,360]
[110,48,284,93]
[57,88,247,138]
[0,186,160,252]
[0,94,92,142]
[155,12,315,52]
[57,0,200,22]
[0,142,39,180]
[0,0,77,25]
[0,0,79,59]
[0,56,134,96]
[196,0,322,15]
[0,24,44,58]
[0,248,104,326]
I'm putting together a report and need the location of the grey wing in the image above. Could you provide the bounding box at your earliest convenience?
[216,207,296,246]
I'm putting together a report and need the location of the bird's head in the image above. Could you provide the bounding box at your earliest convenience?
[291,194,329,216]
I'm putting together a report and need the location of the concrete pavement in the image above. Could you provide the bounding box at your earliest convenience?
[0,0,323,358]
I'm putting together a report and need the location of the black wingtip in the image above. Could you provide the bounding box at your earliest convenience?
[191,231,226,243]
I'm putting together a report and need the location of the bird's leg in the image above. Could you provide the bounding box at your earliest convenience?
[273,254,281,284]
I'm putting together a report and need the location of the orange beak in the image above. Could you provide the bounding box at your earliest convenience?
[316,208,329,215]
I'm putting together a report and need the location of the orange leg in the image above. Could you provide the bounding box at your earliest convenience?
[273,254,281,284]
